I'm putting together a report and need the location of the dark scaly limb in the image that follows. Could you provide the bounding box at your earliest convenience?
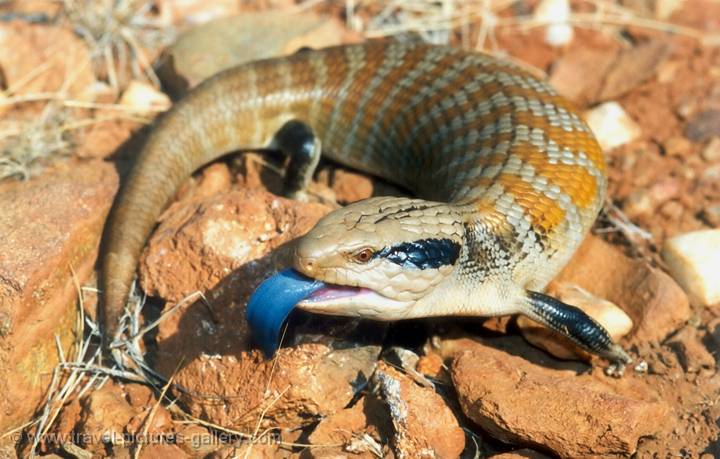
[271,120,322,200]
[522,290,632,375]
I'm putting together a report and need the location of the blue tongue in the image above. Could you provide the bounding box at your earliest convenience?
[246,268,325,356]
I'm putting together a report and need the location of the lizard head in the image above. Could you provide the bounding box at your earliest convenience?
[292,196,464,319]
[246,196,465,355]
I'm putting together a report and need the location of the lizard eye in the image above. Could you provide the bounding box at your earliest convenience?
[353,248,375,263]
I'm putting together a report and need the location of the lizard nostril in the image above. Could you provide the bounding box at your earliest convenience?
[302,258,316,274]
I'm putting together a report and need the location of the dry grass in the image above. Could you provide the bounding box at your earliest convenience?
[343,0,712,50]
[0,0,172,181]
[0,104,73,180]
[60,0,174,90]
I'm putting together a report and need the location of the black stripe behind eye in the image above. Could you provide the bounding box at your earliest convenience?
[374,238,461,269]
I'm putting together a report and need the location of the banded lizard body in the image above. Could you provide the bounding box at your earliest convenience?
[102,40,631,369]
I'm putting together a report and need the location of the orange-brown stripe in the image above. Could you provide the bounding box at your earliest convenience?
[509,142,598,209]
[496,173,566,234]
[512,103,606,173]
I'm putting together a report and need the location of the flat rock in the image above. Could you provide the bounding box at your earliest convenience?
[161,331,382,433]
[550,235,691,344]
[0,160,118,435]
[549,47,617,105]
[0,22,94,99]
[139,187,331,302]
[374,362,465,459]
[597,40,670,101]
[451,341,669,458]
[143,187,383,431]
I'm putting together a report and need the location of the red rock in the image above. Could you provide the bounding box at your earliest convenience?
[416,352,444,379]
[141,187,383,431]
[374,362,465,459]
[207,443,282,459]
[139,188,331,302]
[327,168,375,204]
[702,204,720,227]
[309,395,391,458]
[76,382,141,454]
[0,22,94,99]
[175,424,218,457]
[137,444,190,459]
[0,1,61,16]
[124,383,155,408]
[190,162,233,199]
[128,403,174,436]
[659,200,684,220]
[74,111,144,160]
[51,398,83,447]
[550,235,691,344]
[549,47,617,105]
[597,40,670,101]
[163,335,382,433]
[623,177,681,219]
[622,188,655,219]
[666,326,715,373]
[664,136,694,157]
[309,398,375,445]
[0,160,118,435]
[490,449,551,459]
[451,341,669,458]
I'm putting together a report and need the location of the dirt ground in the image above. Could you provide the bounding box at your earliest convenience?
[1,0,719,458]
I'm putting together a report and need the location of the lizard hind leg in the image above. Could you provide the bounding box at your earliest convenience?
[270,119,322,201]
[521,290,632,373]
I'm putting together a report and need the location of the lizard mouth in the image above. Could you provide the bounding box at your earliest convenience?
[303,285,371,302]
[246,269,409,356]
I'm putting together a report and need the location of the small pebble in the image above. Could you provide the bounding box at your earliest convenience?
[664,136,692,157]
[702,164,720,182]
[702,137,720,161]
[701,205,720,226]
[119,80,171,113]
[585,102,642,151]
[660,200,684,220]
[634,360,649,374]
[534,0,574,46]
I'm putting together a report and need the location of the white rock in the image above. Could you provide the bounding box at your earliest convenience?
[119,80,171,113]
[662,229,720,306]
[534,0,574,46]
[584,102,642,151]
